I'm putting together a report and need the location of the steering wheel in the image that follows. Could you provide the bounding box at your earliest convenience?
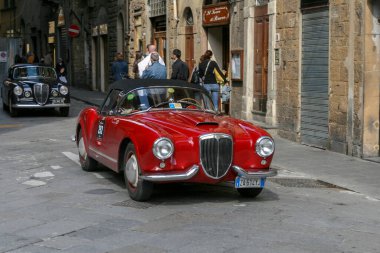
[177,98,202,107]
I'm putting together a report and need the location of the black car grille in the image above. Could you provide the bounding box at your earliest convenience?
[33,83,49,105]
[199,134,233,179]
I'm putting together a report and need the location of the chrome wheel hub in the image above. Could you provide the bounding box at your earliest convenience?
[125,154,138,187]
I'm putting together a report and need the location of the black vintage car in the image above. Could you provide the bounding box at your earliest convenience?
[1,64,70,117]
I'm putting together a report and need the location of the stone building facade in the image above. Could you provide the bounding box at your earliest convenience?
[49,0,129,91]
[0,0,54,61]
[275,0,380,159]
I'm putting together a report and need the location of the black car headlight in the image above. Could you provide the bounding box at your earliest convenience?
[153,138,174,160]
[13,86,23,96]
[59,85,68,95]
[255,136,275,158]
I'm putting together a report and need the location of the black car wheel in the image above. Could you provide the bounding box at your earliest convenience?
[123,143,153,201]
[78,130,97,171]
[2,101,8,111]
[59,107,69,117]
[8,97,18,117]
[237,188,263,198]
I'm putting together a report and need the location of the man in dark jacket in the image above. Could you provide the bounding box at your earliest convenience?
[170,49,189,81]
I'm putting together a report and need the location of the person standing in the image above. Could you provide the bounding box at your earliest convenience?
[198,50,227,110]
[132,51,144,79]
[138,44,165,77]
[44,51,53,67]
[55,58,67,76]
[27,52,35,64]
[170,49,189,81]
[111,52,128,81]
[141,52,167,79]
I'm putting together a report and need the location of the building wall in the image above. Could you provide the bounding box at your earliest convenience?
[275,0,301,142]
[275,0,379,158]
[363,0,380,157]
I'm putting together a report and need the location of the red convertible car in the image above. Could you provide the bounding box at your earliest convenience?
[76,79,276,201]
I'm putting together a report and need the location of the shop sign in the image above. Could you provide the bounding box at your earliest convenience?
[48,21,55,34]
[203,3,230,27]
[92,26,98,36]
[57,7,65,27]
[48,36,55,44]
[99,24,108,35]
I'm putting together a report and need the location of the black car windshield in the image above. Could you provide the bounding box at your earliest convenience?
[118,87,216,115]
[13,66,57,79]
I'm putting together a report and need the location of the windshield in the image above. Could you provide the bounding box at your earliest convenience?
[118,87,216,115]
[13,66,57,79]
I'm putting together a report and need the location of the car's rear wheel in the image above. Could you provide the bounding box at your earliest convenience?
[8,97,18,117]
[237,188,263,198]
[59,107,69,117]
[123,143,153,201]
[78,130,97,171]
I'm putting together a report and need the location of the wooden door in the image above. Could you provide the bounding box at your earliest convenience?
[153,31,166,64]
[185,26,194,73]
[253,5,269,113]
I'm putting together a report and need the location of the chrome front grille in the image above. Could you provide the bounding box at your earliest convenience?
[199,133,233,179]
[33,83,49,105]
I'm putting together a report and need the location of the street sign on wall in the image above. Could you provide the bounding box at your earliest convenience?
[0,51,7,62]
[68,24,80,38]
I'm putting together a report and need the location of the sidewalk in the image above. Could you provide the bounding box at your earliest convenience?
[70,87,380,200]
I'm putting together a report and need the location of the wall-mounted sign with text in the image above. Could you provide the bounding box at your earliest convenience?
[202,3,230,27]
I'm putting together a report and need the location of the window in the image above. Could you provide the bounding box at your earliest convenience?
[4,0,15,9]
[204,0,227,5]
[301,0,329,9]
[149,0,166,17]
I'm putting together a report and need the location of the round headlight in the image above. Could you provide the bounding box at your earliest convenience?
[59,85,68,95]
[52,90,59,97]
[13,86,23,96]
[255,137,275,158]
[24,91,31,98]
[153,138,174,160]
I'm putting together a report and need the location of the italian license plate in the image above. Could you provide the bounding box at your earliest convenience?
[235,177,265,188]
[53,99,64,104]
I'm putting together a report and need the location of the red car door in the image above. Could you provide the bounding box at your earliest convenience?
[89,89,123,171]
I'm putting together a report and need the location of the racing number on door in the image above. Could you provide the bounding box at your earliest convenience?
[97,119,105,140]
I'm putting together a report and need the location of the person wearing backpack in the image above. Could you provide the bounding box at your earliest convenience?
[170,49,189,81]
[198,50,227,110]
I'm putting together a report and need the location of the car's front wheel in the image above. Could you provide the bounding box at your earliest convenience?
[237,188,263,198]
[8,97,18,117]
[78,130,97,171]
[123,143,153,201]
[2,101,8,111]
[59,107,69,117]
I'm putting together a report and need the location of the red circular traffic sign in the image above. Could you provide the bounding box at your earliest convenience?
[68,24,80,38]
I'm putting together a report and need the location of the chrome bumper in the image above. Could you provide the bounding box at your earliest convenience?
[141,165,199,182]
[12,103,70,108]
[233,166,277,178]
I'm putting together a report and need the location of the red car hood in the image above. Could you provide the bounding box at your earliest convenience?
[130,111,269,139]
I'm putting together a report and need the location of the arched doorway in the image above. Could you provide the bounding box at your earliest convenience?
[183,7,195,72]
